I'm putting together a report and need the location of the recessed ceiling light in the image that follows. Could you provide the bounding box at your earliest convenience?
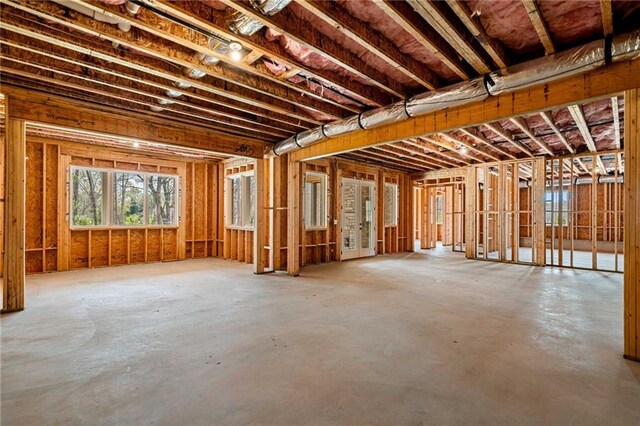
[133,142,140,148]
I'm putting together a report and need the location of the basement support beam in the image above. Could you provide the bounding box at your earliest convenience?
[624,88,640,362]
[2,95,26,312]
[287,158,301,276]
[290,57,640,161]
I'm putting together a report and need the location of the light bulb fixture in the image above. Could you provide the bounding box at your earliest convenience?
[459,146,469,155]
[229,41,243,62]
[150,105,163,112]
[174,81,191,89]
[157,98,174,106]
[132,142,140,148]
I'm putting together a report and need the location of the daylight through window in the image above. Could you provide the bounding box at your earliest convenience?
[226,172,255,228]
[304,172,327,229]
[70,166,178,228]
[384,183,398,226]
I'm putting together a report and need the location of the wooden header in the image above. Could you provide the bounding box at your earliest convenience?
[291,57,640,161]
[1,87,269,159]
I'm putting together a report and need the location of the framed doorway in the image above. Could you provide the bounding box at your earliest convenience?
[341,178,376,260]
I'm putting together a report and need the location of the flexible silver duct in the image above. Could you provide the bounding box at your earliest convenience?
[268,30,640,157]
[229,0,292,36]
[530,174,625,188]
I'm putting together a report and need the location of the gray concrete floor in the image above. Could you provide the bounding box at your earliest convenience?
[2,249,640,425]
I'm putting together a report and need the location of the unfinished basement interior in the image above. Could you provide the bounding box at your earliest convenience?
[1,0,640,424]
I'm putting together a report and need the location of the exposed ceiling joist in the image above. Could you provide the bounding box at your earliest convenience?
[600,0,614,36]
[78,0,358,114]
[425,134,486,163]
[344,150,423,172]
[568,104,607,175]
[440,132,501,161]
[539,111,575,154]
[394,142,462,168]
[98,0,389,108]
[375,0,473,79]
[611,96,623,172]
[405,0,492,74]
[296,0,441,91]
[521,0,555,54]
[483,123,535,157]
[458,127,518,160]
[376,144,452,170]
[371,146,439,170]
[509,117,555,156]
[403,139,469,167]
[0,38,305,133]
[445,0,509,69]
[216,0,408,99]
[3,0,350,120]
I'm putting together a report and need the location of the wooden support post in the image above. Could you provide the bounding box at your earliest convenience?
[533,158,547,266]
[3,97,26,312]
[253,158,266,274]
[465,166,476,259]
[287,157,301,276]
[624,88,639,362]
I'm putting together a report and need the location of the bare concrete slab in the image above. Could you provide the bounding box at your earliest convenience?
[2,250,639,425]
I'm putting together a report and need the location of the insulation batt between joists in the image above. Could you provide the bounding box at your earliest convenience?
[268,30,640,157]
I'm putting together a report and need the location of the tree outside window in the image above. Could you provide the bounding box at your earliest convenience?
[71,168,106,226]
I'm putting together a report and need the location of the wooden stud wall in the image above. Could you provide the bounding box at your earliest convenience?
[22,136,225,274]
[221,159,255,265]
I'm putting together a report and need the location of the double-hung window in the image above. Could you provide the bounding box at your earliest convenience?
[70,166,179,228]
[226,172,255,228]
[303,172,327,229]
[545,190,570,226]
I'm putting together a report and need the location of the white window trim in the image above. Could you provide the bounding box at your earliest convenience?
[69,165,179,230]
[225,170,256,230]
[384,183,399,227]
[303,171,328,230]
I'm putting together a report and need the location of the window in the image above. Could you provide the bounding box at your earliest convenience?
[384,183,398,226]
[226,172,255,228]
[147,175,177,225]
[71,168,107,226]
[113,172,144,226]
[435,195,444,224]
[70,166,179,228]
[545,190,570,226]
[304,172,327,229]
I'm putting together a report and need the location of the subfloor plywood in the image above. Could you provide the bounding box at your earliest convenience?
[2,251,639,424]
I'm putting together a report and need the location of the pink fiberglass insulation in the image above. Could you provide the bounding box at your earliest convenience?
[465,0,541,55]
[335,0,460,82]
[283,1,424,89]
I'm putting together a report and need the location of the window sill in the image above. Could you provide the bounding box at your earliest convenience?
[70,225,179,231]
[225,226,255,231]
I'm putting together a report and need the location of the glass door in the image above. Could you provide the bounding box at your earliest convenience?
[341,178,376,260]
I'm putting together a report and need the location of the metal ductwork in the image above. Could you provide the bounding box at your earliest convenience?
[268,30,640,158]
[229,0,292,36]
[52,0,138,32]
[527,174,625,188]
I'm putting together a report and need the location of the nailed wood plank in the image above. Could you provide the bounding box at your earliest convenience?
[540,111,575,154]
[446,0,509,69]
[292,57,640,161]
[522,0,555,54]
[2,97,25,312]
[459,127,518,160]
[567,104,607,174]
[600,0,614,36]
[253,158,266,274]
[287,157,300,276]
[297,0,441,90]
[510,117,555,156]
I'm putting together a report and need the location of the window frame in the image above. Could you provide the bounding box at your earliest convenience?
[544,189,570,227]
[303,171,328,230]
[435,194,445,225]
[384,183,399,227]
[225,170,256,230]
[69,165,179,230]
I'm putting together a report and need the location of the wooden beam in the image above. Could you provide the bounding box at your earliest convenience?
[600,0,614,36]
[0,34,309,131]
[446,0,510,69]
[287,158,300,276]
[1,1,346,121]
[376,0,472,79]
[253,158,266,274]
[371,146,438,170]
[442,131,502,161]
[405,0,492,74]
[391,142,460,168]
[427,135,486,163]
[612,96,623,172]
[80,0,362,114]
[138,0,391,107]
[5,87,268,158]
[458,127,518,160]
[567,104,607,174]
[296,0,442,90]
[522,0,555,55]
[217,0,408,99]
[483,122,535,157]
[623,88,639,362]
[404,138,470,166]
[509,117,555,156]
[2,96,25,312]
[290,55,640,161]
[539,111,575,154]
